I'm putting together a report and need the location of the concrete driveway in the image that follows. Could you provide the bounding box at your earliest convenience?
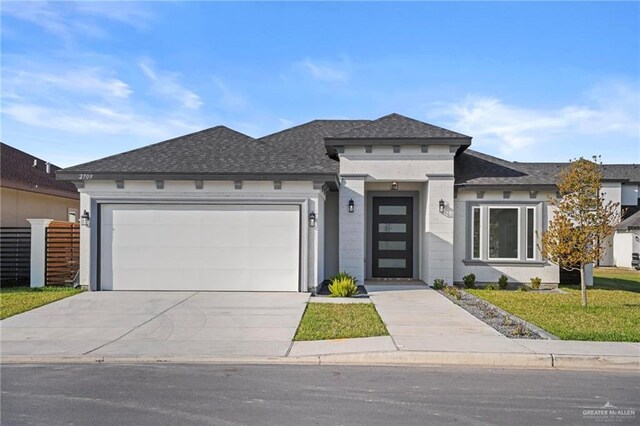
[1,291,309,358]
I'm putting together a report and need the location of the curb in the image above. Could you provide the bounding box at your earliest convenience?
[2,351,638,371]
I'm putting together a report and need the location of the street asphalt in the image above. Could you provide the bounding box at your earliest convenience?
[1,364,638,425]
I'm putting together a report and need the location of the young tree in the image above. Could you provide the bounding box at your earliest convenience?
[540,157,620,308]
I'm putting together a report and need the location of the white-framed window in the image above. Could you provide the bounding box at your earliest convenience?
[469,204,540,262]
[526,207,536,260]
[488,206,520,260]
[471,206,481,259]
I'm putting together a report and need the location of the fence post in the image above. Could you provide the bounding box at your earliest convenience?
[27,219,54,288]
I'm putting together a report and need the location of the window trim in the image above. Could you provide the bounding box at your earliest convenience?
[487,206,521,261]
[526,206,536,260]
[471,206,481,260]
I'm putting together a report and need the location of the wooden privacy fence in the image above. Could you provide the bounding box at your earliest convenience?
[0,227,31,284]
[45,221,80,286]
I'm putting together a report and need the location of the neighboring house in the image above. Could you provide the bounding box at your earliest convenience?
[613,210,640,269]
[56,114,640,292]
[1,143,80,227]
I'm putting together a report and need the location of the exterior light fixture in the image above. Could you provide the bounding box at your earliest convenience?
[390,181,399,191]
[438,199,445,214]
[309,212,316,228]
[80,210,90,227]
[348,199,355,213]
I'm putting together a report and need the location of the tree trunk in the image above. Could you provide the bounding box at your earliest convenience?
[580,266,588,308]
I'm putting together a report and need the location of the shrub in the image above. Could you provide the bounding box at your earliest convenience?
[485,283,499,290]
[433,278,447,290]
[328,277,358,298]
[517,285,530,292]
[498,274,509,290]
[329,271,358,285]
[462,273,476,289]
[444,286,461,300]
[530,277,542,290]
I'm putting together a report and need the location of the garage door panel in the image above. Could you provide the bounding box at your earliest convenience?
[101,204,300,292]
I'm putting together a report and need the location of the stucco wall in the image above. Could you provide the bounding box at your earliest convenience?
[453,189,560,284]
[600,182,623,266]
[78,180,325,291]
[1,187,79,227]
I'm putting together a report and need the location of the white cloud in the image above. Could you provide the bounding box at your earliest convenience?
[300,57,350,82]
[139,60,203,109]
[212,77,247,109]
[1,1,151,39]
[4,67,132,99]
[430,81,640,155]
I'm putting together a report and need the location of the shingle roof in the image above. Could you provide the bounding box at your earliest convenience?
[327,113,470,140]
[58,120,369,179]
[0,143,79,199]
[617,209,640,230]
[455,150,640,187]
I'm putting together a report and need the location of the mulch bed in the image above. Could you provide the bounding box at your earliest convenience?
[438,287,547,340]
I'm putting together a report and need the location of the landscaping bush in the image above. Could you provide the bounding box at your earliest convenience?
[432,278,447,290]
[530,277,542,290]
[463,273,476,289]
[498,274,509,290]
[329,271,358,285]
[444,285,461,300]
[485,283,499,290]
[517,285,530,292]
[328,276,359,298]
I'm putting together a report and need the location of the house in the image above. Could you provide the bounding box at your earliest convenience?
[613,210,640,269]
[56,113,640,292]
[1,143,80,227]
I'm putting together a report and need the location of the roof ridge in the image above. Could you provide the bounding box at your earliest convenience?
[61,126,253,171]
[258,119,370,141]
[329,113,472,139]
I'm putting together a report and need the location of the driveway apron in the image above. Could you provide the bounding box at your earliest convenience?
[1,291,309,358]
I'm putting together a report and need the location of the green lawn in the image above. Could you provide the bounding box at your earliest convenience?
[467,268,640,342]
[294,302,389,341]
[0,287,83,320]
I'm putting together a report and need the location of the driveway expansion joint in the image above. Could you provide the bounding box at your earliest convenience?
[82,292,199,355]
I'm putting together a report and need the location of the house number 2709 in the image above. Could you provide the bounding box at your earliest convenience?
[79,174,94,180]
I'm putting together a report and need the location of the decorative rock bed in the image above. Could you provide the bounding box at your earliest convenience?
[437,287,557,340]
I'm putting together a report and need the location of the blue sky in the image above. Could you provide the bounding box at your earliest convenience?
[2,1,639,167]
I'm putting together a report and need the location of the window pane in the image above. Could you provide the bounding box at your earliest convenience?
[379,241,406,251]
[378,259,406,268]
[489,209,518,259]
[378,223,406,233]
[472,208,480,259]
[379,205,406,215]
[527,208,535,259]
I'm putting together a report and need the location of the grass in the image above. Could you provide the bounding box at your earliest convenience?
[467,268,640,342]
[294,302,389,341]
[0,286,83,320]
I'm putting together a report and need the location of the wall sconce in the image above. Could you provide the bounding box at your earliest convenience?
[390,181,399,191]
[438,199,445,214]
[348,199,355,213]
[309,212,316,228]
[80,210,90,227]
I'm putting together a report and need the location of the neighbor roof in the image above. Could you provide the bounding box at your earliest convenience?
[455,150,640,188]
[0,143,79,199]
[617,210,640,230]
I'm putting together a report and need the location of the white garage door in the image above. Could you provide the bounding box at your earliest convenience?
[100,204,300,291]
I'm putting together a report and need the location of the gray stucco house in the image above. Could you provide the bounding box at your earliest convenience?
[57,113,640,292]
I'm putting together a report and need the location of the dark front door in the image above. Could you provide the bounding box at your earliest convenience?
[372,197,413,278]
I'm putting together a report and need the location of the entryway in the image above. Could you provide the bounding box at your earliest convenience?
[371,196,414,278]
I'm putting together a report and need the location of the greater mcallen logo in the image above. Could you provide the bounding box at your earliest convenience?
[583,402,636,423]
